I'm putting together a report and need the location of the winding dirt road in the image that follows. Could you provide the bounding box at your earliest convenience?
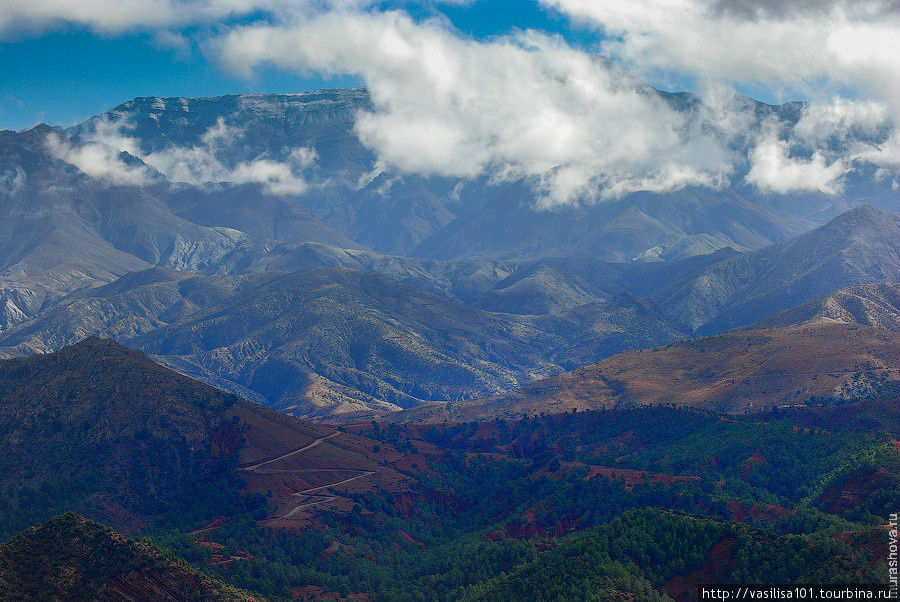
[240,431,341,472]
[281,470,375,518]
[239,431,375,519]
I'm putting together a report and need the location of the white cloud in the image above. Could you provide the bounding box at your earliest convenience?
[228,149,317,195]
[746,132,846,194]
[0,0,430,36]
[75,115,317,194]
[0,0,292,35]
[9,0,898,200]
[743,99,894,193]
[219,11,742,205]
[45,132,153,186]
[541,0,900,170]
[540,0,899,95]
[792,98,890,147]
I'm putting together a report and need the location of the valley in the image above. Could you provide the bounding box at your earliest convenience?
[0,339,895,600]
[0,82,897,600]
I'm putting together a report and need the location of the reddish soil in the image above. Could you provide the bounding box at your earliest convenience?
[464,452,509,467]
[664,536,736,601]
[592,431,636,456]
[725,500,795,523]
[818,466,888,515]
[835,529,891,565]
[211,421,244,458]
[190,516,228,535]
[584,466,701,490]
[741,451,766,480]
[399,530,425,548]
[292,585,372,601]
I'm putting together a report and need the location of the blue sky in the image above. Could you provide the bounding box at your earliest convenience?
[0,29,361,130]
[0,1,594,130]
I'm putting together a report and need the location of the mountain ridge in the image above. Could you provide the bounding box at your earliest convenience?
[0,513,254,601]
[387,322,900,422]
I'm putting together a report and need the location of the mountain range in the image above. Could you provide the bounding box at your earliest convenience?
[391,321,900,422]
[0,201,895,417]
[0,88,897,420]
[77,89,898,261]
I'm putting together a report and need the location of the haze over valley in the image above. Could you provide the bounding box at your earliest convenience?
[0,1,898,599]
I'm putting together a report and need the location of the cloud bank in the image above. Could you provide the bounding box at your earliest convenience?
[219,11,742,205]
[12,0,898,203]
[45,132,153,186]
[0,0,293,34]
[49,116,318,195]
[216,7,896,202]
[541,0,900,171]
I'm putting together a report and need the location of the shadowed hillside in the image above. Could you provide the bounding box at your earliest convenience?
[133,267,687,417]
[0,338,404,537]
[0,342,895,601]
[0,513,254,601]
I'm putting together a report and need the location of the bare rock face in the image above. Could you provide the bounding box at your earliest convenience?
[0,122,357,334]
[392,322,900,422]
[751,282,900,331]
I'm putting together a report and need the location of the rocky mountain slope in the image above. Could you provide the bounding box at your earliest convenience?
[413,183,814,262]
[131,267,686,416]
[751,282,900,331]
[0,88,897,419]
[391,322,900,422]
[78,89,898,261]
[0,125,354,335]
[1,206,896,419]
[649,205,900,332]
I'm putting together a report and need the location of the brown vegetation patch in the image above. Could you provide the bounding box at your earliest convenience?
[725,500,795,523]
[665,536,736,601]
[584,466,701,490]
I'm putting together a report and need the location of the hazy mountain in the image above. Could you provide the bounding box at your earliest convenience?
[0,126,354,336]
[0,262,689,418]
[3,88,897,422]
[1,203,896,419]
[0,268,273,357]
[75,90,474,255]
[132,268,565,416]
[74,90,374,174]
[413,183,814,262]
[165,184,360,249]
[532,292,691,370]
[749,281,900,332]
[79,89,898,263]
[0,514,253,601]
[129,266,694,417]
[654,205,900,332]
[465,206,900,333]
[392,322,900,422]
